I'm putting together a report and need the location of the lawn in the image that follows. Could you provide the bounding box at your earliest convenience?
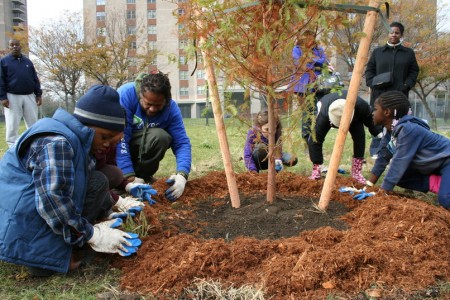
[0,117,447,299]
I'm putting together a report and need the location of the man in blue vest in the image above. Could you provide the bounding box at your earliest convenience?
[0,85,144,276]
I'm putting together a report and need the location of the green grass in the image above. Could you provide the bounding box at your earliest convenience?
[0,117,446,299]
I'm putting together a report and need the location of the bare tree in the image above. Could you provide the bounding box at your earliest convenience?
[80,10,157,89]
[29,12,86,111]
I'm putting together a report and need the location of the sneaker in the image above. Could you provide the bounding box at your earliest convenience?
[371,155,378,160]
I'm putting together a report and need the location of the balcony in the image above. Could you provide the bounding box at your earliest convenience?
[12,4,25,14]
[12,13,26,23]
[11,0,24,4]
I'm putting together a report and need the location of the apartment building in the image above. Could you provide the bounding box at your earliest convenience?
[0,0,27,50]
[83,0,212,118]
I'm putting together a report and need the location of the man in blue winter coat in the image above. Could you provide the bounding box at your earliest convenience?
[0,85,144,276]
[116,71,192,201]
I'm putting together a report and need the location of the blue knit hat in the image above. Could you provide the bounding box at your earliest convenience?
[73,85,125,132]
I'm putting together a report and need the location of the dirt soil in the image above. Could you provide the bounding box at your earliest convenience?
[115,171,450,299]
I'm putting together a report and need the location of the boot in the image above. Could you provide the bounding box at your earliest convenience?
[309,164,321,180]
[429,174,441,193]
[351,157,366,184]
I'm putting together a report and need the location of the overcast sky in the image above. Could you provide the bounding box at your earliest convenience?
[27,0,449,30]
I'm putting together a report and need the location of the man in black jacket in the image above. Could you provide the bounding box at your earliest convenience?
[0,39,42,147]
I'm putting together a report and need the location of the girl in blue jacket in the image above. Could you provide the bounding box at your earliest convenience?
[368,91,450,209]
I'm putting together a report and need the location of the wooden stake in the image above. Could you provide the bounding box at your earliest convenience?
[318,0,381,211]
[196,11,241,209]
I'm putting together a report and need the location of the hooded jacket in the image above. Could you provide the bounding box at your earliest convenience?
[382,115,450,190]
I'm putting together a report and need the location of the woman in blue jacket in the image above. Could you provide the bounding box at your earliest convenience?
[368,91,450,209]
[116,72,192,201]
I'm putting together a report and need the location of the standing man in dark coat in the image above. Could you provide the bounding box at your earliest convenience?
[0,38,42,147]
[365,21,419,158]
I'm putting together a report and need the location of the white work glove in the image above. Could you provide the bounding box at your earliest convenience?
[275,159,283,172]
[114,196,145,213]
[127,176,145,184]
[88,224,137,256]
[97,218,123,229]
[165,173,187,201]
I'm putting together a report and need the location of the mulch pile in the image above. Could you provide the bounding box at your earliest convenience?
[115,171,450,299]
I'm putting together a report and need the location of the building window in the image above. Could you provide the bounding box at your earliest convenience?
[180,87,189,96]
[96,27,106,36]
[127,0,136,3]
[179,56,186,65]
[179,39,188,49]
[178,9,185,16]
[148,0,156,3]
[147,10,156,19]
[196,69,205,79]
[130,41,137,49]
[127,10,136,19]
[148,41,157,50]
[197,55,203,64]
[96,12,106,21]
[96,0,106,5]
[197,85,206,95]
[127,25,136,35]
[179,71,188,80]
[147,25,156,35]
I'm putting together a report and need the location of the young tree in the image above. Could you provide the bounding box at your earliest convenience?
[180,0,344,203]
[79,10,157,89]
[28,12,85,111]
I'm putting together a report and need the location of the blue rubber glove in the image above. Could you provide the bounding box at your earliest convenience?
[275,159,283,172]
[125,183,158,205]
[108,211,136,219]
[339,186,361,195]
[353,191,375,200]
[97,218,123,229]
[338,168,346,174]
[119,233,142,256]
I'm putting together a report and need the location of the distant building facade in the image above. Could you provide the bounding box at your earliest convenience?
[83,0,213,118]
[0,0,27,50]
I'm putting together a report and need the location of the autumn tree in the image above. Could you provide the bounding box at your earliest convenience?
[391,0,450,130]
[331,0,450,129]
[79,10,157,89]
[180,0,345,202]
[28,12,86,111]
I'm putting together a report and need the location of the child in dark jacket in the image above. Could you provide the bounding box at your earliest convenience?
[307,91,382,183]
[367,91,450,209]
[244,110,297,173]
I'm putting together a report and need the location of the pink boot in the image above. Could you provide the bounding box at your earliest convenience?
[351,157,366,184]
[309,164,321,180]
[429,174,441,193]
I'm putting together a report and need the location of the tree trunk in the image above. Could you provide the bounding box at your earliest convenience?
[318,0,381,211]
[266,91,276,204]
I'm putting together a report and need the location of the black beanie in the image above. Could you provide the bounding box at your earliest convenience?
[73,85,125,132]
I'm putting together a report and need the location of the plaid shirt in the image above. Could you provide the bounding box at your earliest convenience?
[20,135,96,247]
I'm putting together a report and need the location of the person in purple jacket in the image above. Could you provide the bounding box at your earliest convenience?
[291,30,328,143]
[116,72,192,201]
[244,110,297,173]
[367,91,450,209]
